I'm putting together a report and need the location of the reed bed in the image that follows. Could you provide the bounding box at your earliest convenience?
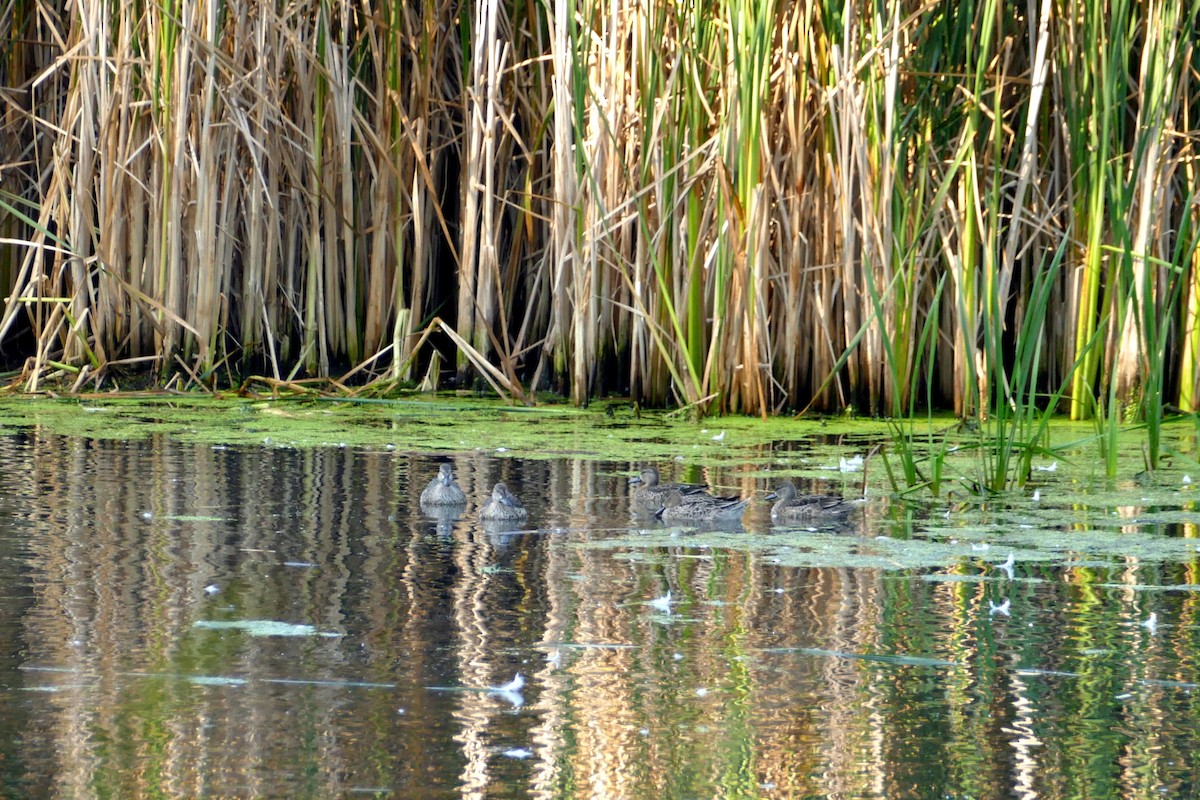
[0,0,1197,421]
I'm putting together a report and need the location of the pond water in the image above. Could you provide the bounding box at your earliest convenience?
[1,430,1199,798]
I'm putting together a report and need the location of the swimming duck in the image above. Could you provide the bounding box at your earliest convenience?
[630,466,714,511]
[656,489,749,524]
[765,481,855,521]
[479,482,528,522]
[420,463,467,506]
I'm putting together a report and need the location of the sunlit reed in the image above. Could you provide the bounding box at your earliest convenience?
[0,0,1196,426]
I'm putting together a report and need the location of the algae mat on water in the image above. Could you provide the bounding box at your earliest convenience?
[3,394,1200,574]
[0,394,891,464]
[0,394,1193,481]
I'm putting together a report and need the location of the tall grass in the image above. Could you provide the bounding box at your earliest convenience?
[0,0,1196,431]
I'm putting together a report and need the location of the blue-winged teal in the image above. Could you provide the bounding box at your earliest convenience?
[656,489,748,523]
[765,481,855,521]
[630,466,715,512]
[479,482,528,522]
[420,463,467,506]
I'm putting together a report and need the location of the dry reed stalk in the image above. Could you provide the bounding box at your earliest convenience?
[328,7,360,366]
[393,0,461,380]
[1180,70,1200,411]
[826,11,864,411]
[192,12,221,372]
[537,0,572,395]
[362,10,396,363]
[1113,0,1184,408]
[0,0,1197,421]
[826,0,922,417]
[459,0,498,380]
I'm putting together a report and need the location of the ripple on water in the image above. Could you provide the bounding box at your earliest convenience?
[0,434,1198,797]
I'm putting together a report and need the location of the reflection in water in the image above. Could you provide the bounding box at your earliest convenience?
[0,432,1197,797]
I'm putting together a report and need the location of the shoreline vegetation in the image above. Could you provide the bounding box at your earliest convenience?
[0,0,1197,424]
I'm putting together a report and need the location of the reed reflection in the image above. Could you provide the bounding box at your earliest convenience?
[0,434,1197,798]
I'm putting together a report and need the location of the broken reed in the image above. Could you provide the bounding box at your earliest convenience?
[0,0,1197,421]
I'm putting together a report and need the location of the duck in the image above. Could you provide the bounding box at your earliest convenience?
[765,481,855,521]
[479,482,528,522]
[420,463,467,506]
[656,489,748,524]
[630,466,716,512]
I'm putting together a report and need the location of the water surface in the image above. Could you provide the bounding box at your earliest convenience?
[0,431,1198,798]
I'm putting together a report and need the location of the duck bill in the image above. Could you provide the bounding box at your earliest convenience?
[764,491,778,501]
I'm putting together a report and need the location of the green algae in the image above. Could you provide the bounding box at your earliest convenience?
[193,619,340,637]
[0,395,1182,487]
[589,527,1053,570]
[586,491,1200,571]
[186,675,249,686]
[4,393,1200,574]
[0,394,897,464]
[591,521,1200,570]
[162,514,230,523]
